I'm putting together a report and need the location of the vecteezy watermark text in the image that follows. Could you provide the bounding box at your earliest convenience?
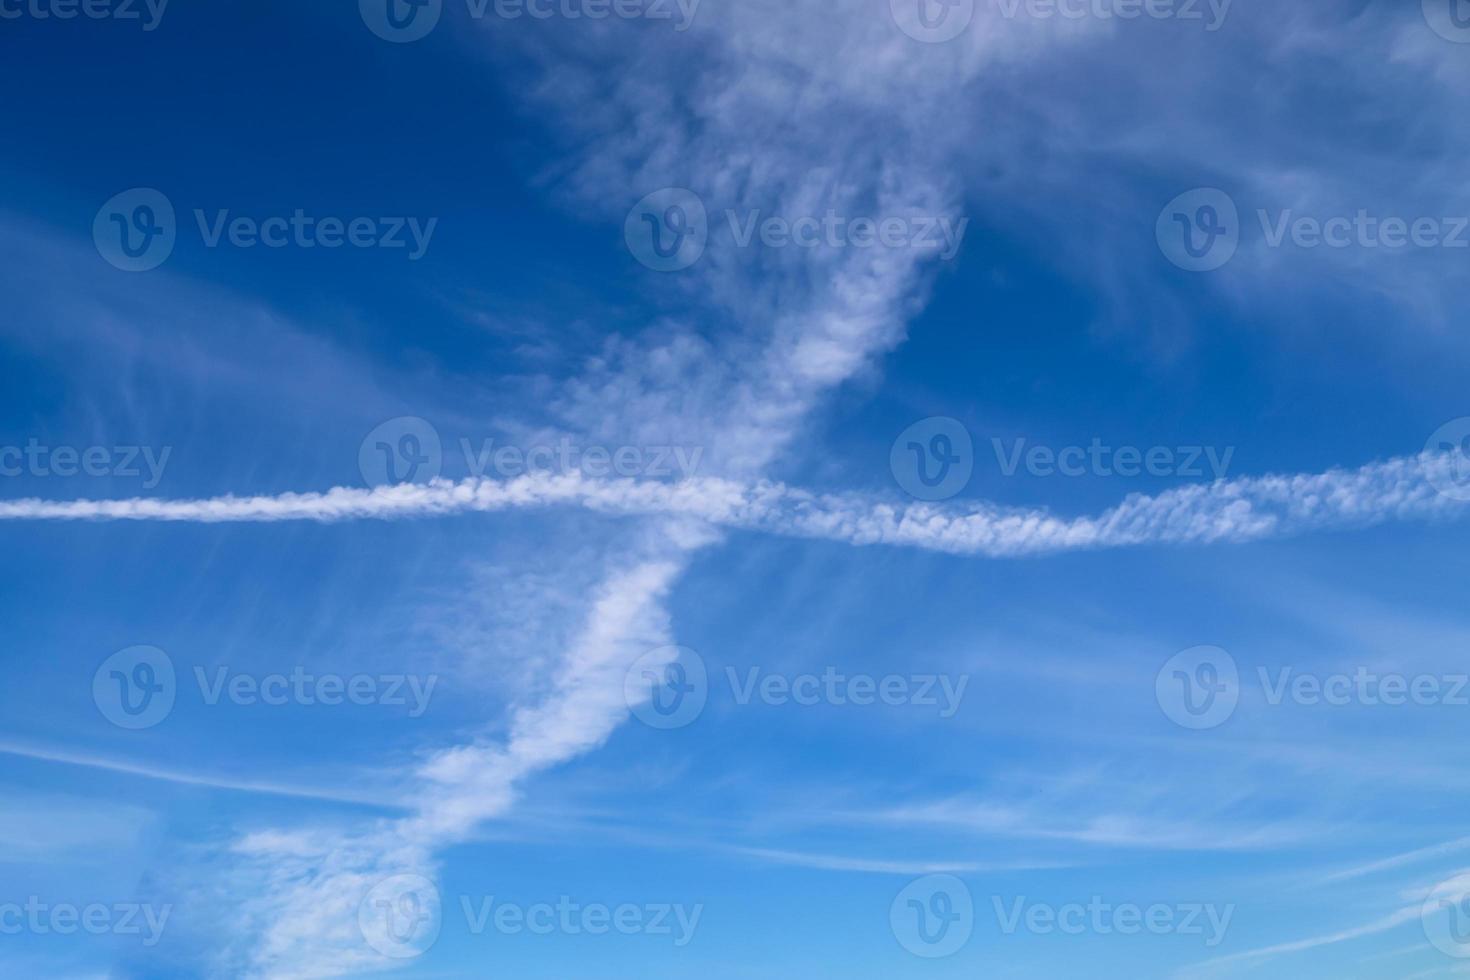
[1158,188,1470,271]
[461,896,703,945]
[94,188,438,272]
[359,416,702,487]
[624,188,968,272]
[888,417,1233,501]
[93,645,439,730]
[0,0,168,29]
[0,440,171,487]
[194,666,438,717]
[623,646,970,729]
[990,437,1233,479]
[995,0,1230,30]
[193,210,436,259]
[1157,645,1470,730]
[888,876,1233,958]
[991,895,1234,945]
[725,666,969,717]
[358,0,699,43]
[0,898,171,946]
[356,874,702,961]
[890,0,1228,44]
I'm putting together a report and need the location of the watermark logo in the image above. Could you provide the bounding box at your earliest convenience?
[1156,645,1238,730]
[890,875,973,958]
[1423,875,1470,957]
[624,645,708,729]
[360,417,444,487]
[1425,418,1470,502]
[1424,0,1470,43]
[94,188,176,272]
[360,874,442,959]
[891,417,974,501]
[625,188,708,272]
[93,645,176,730]
[889,0,974,43]
[360,0,443,41]
[1157,188,1238,272]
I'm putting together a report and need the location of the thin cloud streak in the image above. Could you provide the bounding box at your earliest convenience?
[0,739,402,809]
[723,845,1069,876]
[1318,835,1470,885]
[1,451,1462,558]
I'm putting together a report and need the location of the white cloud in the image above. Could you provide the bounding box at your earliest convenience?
[4,450,1462,557]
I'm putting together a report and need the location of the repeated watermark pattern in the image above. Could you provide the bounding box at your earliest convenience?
[889,0,975,43]
[357,875,702,960]
[1155,645,1239,730]
[623,646,969,729]
[94,188,437,272]
[93,646,439,730]
[624,646,709,730]
[1426,417,1470,502]
[995,0,1230,30]
[1157,645,1470,731]
[990,437,1233,480]
[1158,187,1470,272]
[0,0,168,29]
[890,0,1230,43]
[991,895,1234,945]
[623,188,968,272]
[891,875,974,957]
[890,417,975,501]
[0,440,171,487]
[1423,874,1470,958]
[360,875,442,960]
[0,898,171,946]
[359,416,703,487]
[1423,0,1470,43]
[359,0,699,42]
[461,896,702,945]
[1155,188,1239,272]
[890,417,1232,501]
[889,876,1233,957]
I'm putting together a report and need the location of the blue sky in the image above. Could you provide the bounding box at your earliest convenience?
[5,0,1470,977]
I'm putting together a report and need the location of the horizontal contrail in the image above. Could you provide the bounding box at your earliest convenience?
[0,452,1463,557]
[0,739,404,808]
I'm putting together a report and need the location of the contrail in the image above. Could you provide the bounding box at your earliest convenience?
[0,451,1462,558]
